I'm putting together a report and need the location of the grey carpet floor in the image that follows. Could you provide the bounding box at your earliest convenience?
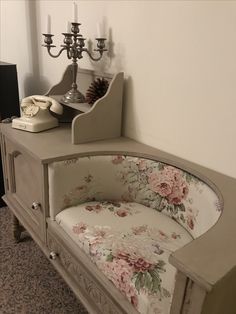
[0,207,88,314]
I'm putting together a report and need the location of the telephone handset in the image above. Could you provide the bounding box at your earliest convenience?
[12,95,63,132]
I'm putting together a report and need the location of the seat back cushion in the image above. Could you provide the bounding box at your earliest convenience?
[48,155,222,238]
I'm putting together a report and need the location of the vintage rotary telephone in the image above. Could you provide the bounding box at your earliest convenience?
[12,95,63,132]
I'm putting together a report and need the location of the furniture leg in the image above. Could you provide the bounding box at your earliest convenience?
[12,214,25,242]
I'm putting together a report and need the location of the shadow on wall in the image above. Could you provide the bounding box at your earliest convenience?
[24,0,49,96]
[122,76,139,138]
[89,17,116,74]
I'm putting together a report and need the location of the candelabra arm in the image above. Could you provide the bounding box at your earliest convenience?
[84,49,104,61]
[46,46,68,58]
[67,49,72,59]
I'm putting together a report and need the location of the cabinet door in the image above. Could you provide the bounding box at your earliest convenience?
[3,137,45,241]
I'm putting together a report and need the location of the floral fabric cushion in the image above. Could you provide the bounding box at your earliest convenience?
[49,155,222,239]
[56,201,193,314]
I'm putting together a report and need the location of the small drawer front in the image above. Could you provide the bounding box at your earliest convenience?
[4,138,44,239]
[47,230,123,314]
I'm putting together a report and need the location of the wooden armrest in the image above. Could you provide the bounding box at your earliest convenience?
[169,174,236,292]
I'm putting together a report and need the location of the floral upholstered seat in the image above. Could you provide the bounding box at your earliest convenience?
[48,155,222,314]
[56,201,193,314]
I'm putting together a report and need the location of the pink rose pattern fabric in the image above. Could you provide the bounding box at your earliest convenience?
[48,155,222,313]
[147,166,189,204]
[56,200,192,314]
[62,155,221,238]
[112,156,221,237]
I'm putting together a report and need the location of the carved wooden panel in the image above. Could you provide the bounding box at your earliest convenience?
[47,231,124,314]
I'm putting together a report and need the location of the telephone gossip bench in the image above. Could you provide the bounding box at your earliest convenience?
[1,65,236,314]
[1,122,236,314]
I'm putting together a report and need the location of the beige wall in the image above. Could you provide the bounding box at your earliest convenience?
[1,0,236,178]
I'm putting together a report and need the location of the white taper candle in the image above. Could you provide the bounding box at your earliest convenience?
[67,21,71,33]
[97,23,101,38]
[73,2,78,23]
[47,15,51,34]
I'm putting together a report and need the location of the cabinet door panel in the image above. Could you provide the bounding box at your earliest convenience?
[4,138,44,240]
[9,150,41,215]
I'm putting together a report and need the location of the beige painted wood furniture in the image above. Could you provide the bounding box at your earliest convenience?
[1,123,236,314]
[46,66,124,144]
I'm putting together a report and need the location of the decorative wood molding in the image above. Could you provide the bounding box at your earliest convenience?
[47,233,122,314]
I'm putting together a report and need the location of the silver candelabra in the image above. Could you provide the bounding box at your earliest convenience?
[42,22,107,104]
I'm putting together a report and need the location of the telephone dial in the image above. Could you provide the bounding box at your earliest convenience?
[12,95,63,132]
